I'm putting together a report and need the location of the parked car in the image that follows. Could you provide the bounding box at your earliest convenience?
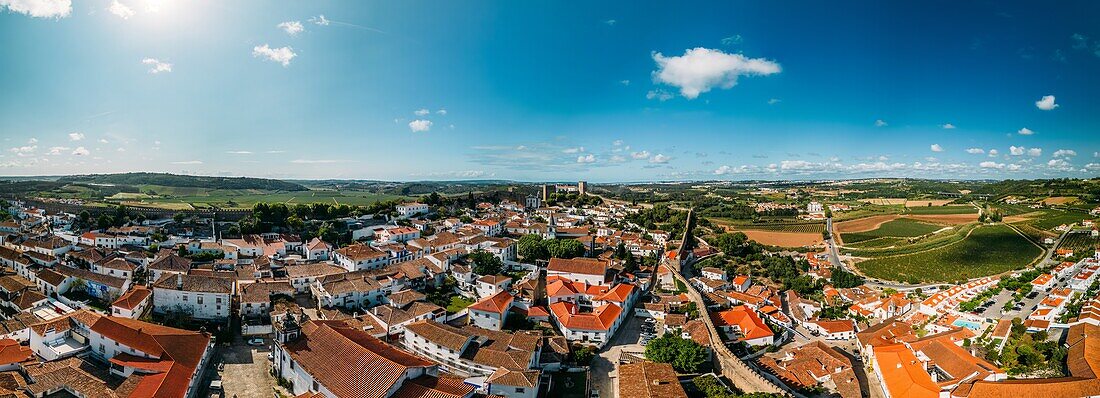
[247,338,265,346]
[209,380,223,391]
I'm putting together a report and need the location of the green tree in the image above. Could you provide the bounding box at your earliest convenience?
[517,234,548,261]
[645,333,707,373]
[469,250,504,276]
[544,239,585,259]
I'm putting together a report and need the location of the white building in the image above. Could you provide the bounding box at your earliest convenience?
[151,274,234,321]
[397,203,430,218]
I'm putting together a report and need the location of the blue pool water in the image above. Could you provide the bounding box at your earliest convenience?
[953,319,982,330]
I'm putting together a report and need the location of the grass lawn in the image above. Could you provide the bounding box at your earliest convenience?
[547,371,588,398]
[841,218,943,243]
[856,224,1042,283]
[906,205,978,215]
[447,296,475,313]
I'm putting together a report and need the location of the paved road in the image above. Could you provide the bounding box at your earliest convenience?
[589,312,645,397]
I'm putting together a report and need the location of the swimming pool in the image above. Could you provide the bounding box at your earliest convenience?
[952,319,982,330]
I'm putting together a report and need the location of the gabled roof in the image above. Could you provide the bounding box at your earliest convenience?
[112,286,152,311]
[282,320,435,398]
[712,305,773,341]
[149,253,191,272]
[594,283,635,303]
[547,257,607,276]
[548,301,622,332]
[874,344,939,398]
[469,291,514,315]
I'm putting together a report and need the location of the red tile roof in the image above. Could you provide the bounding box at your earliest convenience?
[469,291,515,315]
[283,320,435,398]
[112,286,152,311]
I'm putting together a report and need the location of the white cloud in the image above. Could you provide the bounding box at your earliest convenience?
[988,149,999,157]
[226,151,253,155]
[612,140,624,147]
[252,45,297,67]
[767,98,781,105]
[651,47,780,99]
[107,0,133,19]
[414,109,430,116]
[646,89,673,101]
[966,148,984,154]
[98,138,108,144]
[1035,95,1059,111]
[46,146,68,155]
[603,19,616,26]
[713,165,760,175]
[70,146,89,156]
[408,119,432,132]
[630,150,651,160]
[9,145,36,156]
[278,21,304,36]
[68,132,84,141]
[171,160,202,165]
[979,161,1004,169]
[310,14,329,26]
[1017,127,1035,135]
[650,154,671,163]
[436,109,447,115]
[27,138,37,144]
[941,123,956,129]
[930,144,944,152]
[576,154,596,163]
[610,155,626,162]
[1027,147,1042,157]
[1048,159,1072,170]
[1053,149,1077,158]
[620,80,630,86]
[0,0,71,18]
[141,58,172,74]
[1009,146,1025,156]
[874,119,888,127]
[562,147,585,154]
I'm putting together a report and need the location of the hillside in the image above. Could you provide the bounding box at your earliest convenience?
[56,173,307,191]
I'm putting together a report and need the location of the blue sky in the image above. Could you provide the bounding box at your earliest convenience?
[1,0,1099,182]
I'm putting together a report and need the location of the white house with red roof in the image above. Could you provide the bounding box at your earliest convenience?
[111,286,152,319]
[468,291,515,331]
[713,305,774,346]
[548,300,624,348]
[333,243,390,271]
[304,237,330,260]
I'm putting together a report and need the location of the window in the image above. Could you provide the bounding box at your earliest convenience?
[216,297,222,304]
[197,296,203,305]
[516,388,525,393]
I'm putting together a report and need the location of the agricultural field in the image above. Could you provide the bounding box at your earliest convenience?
[859,198,907,205]
[1057,231,1099,253]
[845,237,909,249]
[711,219,825,248]
[840,218,943,244]
[854,224,1042,283]
[100,185,409,209]
[905,199,956,207]
[1025,209,1092,231]
[1043,196,1080,205]
[905,205,978,215]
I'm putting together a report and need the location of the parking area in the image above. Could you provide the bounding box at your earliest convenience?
[205,337,281,398]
